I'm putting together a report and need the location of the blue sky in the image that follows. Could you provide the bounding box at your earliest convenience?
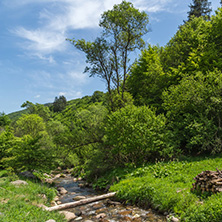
[0,0,221,114]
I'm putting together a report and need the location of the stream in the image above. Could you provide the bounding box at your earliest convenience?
[53,175,167,222]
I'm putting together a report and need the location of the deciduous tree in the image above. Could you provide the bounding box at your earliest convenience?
[68,1,149,110]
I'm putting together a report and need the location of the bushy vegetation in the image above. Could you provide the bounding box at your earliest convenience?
[1,2,222,221]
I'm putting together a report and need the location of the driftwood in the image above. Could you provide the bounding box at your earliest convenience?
[191,170,222,193]
[45,192,116,211]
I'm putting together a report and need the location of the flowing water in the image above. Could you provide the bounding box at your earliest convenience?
[54,175,167,222]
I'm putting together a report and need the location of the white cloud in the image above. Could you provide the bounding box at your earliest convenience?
[68,71,88,85]
[13,27,65,53]
[58,90,82,99]
[12,0,178,57]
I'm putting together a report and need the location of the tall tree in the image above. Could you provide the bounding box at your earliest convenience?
[68,1,149,110]
[53,95,67,112]
[188,0,212,20]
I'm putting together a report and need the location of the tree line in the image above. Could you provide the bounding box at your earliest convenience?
[1,0,222,180]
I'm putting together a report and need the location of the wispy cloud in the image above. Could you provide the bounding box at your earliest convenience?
[11,0,178,58]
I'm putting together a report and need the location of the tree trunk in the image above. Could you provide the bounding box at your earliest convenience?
[45,192,116,211]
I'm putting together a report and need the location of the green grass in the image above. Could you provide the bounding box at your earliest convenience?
[105,155,222,221]
[0,173,66,222]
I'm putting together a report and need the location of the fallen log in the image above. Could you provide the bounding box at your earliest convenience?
[45,192,116,211]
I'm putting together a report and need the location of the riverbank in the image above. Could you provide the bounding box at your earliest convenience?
[97,155,222,222]
[0,171,66,222]
[1,155,222,221]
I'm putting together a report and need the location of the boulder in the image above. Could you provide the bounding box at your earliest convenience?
[57,187,68,195]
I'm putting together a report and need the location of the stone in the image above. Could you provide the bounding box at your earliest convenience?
[96,213,106,219]
[54,196,59,201]
[45,220,56,222]
[11,180,28,186]
[54,174,61,179]
[74,209,82,217]
[50,201,57,207]
[171,216,180,222]
[73,195,86,201]
[56,201,62,205]
[57,187,68,195]
[119,210,132,216]
[75,217,83,221]
[45,178,54,184]
[73,178,78,182]
[166,215,180,222]
[92,202,104,210]
[59,211,76,221]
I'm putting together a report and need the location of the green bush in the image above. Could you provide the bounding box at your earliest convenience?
[104,105,176,165]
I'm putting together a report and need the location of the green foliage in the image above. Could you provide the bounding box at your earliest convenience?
[127,45,169,110]
[163,70,222,154]
[53,104,108,167]
[0,113,11,127]
[21,101,51,121]
[161,16,209,75]
[181,192,222,221]
[1,115,54,172]
[52,95,67,112]
[104,105,175,165]
[68,1,149,110]
[15,114,46,137]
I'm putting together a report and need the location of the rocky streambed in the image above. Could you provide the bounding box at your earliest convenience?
[52,174,167,222]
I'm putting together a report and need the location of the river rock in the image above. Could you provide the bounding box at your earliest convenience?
[119,210,132,216]
[75,217,83,221]
[54,174,61,179]
[73,195,86,201]
[59,211,76,221]
[11,180,28,186]
[57,187,68,195]
[45,178,54,184]
[54,196,59,201]
[74,209,82,217]
[92,202,104,210]
[166,215,180,222]
[50,201,57,206]
[96,213,106,219]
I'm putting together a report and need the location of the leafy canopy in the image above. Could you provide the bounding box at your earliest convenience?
[68,1,149,110]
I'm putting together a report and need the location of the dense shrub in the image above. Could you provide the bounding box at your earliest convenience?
[103,105,176,165]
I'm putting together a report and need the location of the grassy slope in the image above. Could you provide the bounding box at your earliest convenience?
[105,155,222,222]
[0,173,66,222]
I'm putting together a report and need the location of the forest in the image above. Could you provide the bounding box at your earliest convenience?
[1,0,222,221]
